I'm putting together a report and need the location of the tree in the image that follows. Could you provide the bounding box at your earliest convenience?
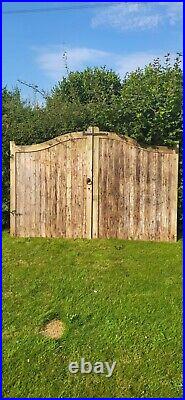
[2,87,45,226]
[45,67,122,133]
[115,54,182,147]
[2,55,182,229]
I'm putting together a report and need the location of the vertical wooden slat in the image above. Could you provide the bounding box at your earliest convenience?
[71,140,77,237]
[22,152,31,237]
[104,139,109,238]
[18,153,24,236]
[111,140,118,238]
[10,142,16,236]
[107,139,113,238]
[55,145,60,237]
[155,152,163,241]
[17,152,35,237]
[24,153,31,237]
[138,149,147,240]
[148,152,157,240]
[144,151,151,241]
[92,135,99,238]
[62,143,68,237]
[79,140,85,238]
[44,149,51,237]
[66,140,72,238]
[15,152,21,236]
[50,146,57,237]
[167,153,173,241]
[56,142,67,237]
[134,147,141,240]
[98,138,103,238]
[34,151,41,237]
[124,142,130,239]
[77,141,83,238]
[113,141,120,238]
[162,153,169,241]
[86,134,93,239]
[82,138,87,238]
[29,152,37,237]
[21,152,30,237]
[40,149,46,237]
[21,153,28,237]
[118,142,125,239]
[170,150,179,241]
[129,145,136,239]
[72,139,84,238]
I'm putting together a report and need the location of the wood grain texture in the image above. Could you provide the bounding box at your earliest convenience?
[96,134,178,241]
[92,135,99,238]
[86,135,93,238]
[10,128,179,241]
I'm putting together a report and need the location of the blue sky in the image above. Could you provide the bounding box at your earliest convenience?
[2,1,183,103]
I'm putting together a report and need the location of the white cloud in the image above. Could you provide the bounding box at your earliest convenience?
[166,2,183,25]
[35,46,110,80]
[116,52,180,78]
[116,52,159,77]
[91,2,183,31]
[34,45,179,81]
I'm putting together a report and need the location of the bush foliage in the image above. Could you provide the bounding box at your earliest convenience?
[3,54,182,230]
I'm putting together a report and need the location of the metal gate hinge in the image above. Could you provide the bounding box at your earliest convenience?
[10,210,16,215]
[10,210,22,216]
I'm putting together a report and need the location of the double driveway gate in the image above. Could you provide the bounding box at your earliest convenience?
[10,126,178,241]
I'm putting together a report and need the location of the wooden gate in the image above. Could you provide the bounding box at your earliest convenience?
[10,126,179,241]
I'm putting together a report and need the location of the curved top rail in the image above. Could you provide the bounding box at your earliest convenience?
[10,126,179,154]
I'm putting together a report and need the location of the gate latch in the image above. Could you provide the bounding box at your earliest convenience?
[86,177,92,185]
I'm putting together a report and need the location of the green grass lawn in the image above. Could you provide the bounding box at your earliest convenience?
[3,231,182,398]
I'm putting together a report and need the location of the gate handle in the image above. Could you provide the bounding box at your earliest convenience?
[87,177,92,185]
